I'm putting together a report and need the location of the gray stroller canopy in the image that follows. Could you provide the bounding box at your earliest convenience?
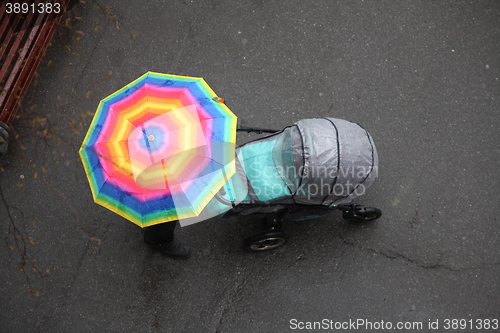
[241,117,379,206]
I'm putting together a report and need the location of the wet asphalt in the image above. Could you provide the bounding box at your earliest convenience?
[1,1,499,332]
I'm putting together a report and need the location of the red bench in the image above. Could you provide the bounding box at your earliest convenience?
[0,0,70,152]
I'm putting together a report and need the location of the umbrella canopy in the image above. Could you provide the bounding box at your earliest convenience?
[79,72,237,227]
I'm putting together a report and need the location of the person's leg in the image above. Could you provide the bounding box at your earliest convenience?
[143,221,191,259]
[144,221,176,244]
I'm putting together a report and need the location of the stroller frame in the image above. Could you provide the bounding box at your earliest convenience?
[218,124,382,252]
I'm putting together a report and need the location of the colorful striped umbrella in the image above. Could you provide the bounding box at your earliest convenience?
[79,72,237,227]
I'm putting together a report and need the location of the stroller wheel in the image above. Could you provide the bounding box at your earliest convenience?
[342,205,382,223]
[244,230,288,252]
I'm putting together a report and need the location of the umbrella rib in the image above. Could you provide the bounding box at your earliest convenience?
[141,124,155,165]
[161,159,169,189]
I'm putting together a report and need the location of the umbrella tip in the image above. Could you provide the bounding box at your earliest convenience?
[212,97,225,104]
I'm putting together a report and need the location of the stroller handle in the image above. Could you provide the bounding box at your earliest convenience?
[214,191,235,207]
[236,125,279,134]
[214,191,289,209]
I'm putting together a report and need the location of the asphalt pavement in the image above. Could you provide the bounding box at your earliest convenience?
[1,1,499,332]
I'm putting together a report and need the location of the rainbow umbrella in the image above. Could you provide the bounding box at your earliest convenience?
[79,72,237,227]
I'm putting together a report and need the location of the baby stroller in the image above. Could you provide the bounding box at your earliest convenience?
[210,117,381,251]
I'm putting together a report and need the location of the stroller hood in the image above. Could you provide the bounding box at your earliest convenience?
[272,117,379,205]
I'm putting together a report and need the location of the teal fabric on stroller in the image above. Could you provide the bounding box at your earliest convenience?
[237,139,291,202]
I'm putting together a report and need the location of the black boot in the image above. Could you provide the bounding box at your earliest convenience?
[143,222,191,259]
[145,239,191,259]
